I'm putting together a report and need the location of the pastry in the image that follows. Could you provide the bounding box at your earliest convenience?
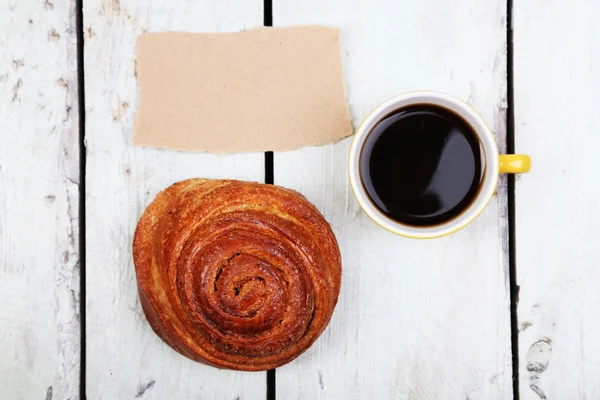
[133,179,341,371]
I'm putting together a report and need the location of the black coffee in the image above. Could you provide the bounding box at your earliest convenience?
[360,105,483,226]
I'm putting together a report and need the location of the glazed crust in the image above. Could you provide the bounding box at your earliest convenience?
[132,179,342,371]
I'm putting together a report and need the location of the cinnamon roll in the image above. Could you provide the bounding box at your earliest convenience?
[133,179,341,371]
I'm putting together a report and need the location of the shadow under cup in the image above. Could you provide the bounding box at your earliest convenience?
[358,103,487,228]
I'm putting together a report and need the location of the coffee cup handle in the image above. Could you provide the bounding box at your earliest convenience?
[499,154,531,174]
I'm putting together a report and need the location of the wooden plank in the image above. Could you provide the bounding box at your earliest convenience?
[273,1,513,398]
[84,1,266,399]
[514,1,600,398]
[0,1,80,399]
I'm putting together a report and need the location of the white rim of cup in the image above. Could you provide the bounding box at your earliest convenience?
[348,91,500,239]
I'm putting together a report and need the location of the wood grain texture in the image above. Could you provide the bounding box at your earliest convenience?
[273,1,513,398]
[0,0,81,399]
[84,1,265,398]
[514,1,600,398]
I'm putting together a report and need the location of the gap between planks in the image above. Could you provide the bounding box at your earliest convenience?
[506,0,520,398]
[75,0,87,398]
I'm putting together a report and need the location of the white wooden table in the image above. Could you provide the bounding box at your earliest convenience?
[1,0,599,399]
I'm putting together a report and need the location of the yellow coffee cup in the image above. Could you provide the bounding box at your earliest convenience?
[348,91,530,239]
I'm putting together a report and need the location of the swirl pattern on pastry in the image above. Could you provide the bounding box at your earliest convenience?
[133,179,342,371]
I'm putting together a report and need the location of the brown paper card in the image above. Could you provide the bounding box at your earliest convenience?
[134,26,353,153]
